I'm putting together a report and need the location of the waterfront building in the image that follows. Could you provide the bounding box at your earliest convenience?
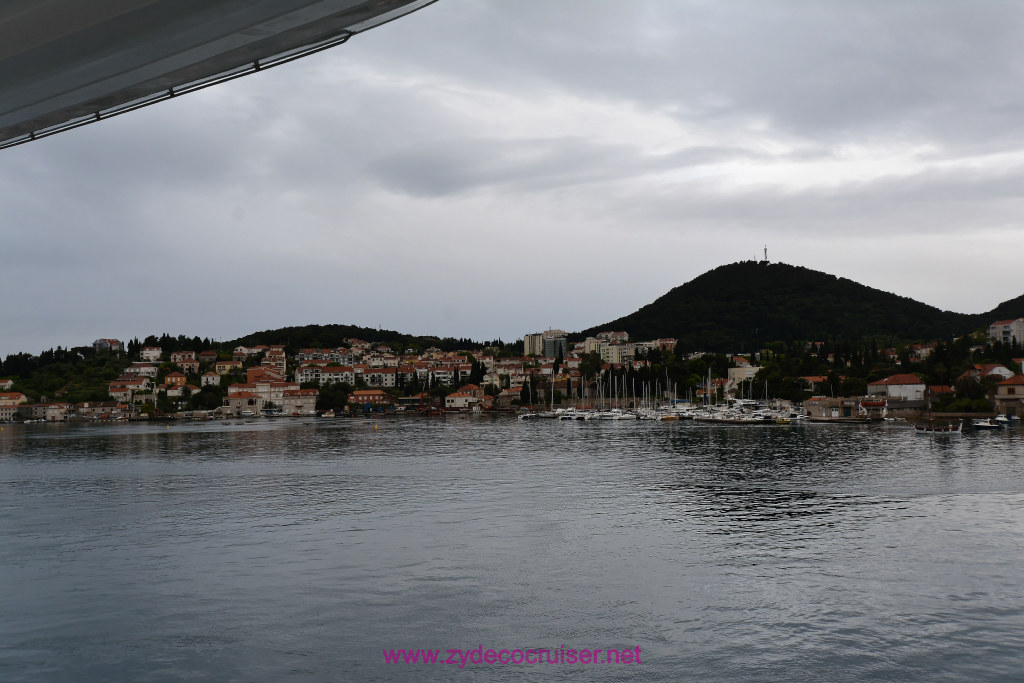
[445,392,478,410]
[867,374,926,401]
[227,381,299,404]
[351,389,391,406]
[994,375,1024,418]
[0,392,28,406]
[222,391,263,416]
[74,401,121,418]
[280,389,318,415]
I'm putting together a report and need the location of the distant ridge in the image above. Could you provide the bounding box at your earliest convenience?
[226,323,488,352]
[579,261,1022,352]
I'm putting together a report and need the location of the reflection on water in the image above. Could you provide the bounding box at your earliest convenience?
[1,418,1024,681]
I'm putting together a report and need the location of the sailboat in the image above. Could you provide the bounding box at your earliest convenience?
[517,379,538,419]
[914,420,962,434]
[914,388,962,435]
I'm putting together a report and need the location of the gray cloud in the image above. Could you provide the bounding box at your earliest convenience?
[3,0,1024,355]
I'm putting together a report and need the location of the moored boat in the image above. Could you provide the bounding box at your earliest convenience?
[914,419,962,435]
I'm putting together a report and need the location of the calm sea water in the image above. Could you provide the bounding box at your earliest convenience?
[1,417,1023,682]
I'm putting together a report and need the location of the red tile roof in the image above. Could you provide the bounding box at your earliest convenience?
[868,374,923,386]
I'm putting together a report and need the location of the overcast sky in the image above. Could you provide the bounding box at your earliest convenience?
[3,0,1024,355]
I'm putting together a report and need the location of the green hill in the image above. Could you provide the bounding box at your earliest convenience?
[580,261,1015,351]
[976,293,1024,327]
[226,323,493,354]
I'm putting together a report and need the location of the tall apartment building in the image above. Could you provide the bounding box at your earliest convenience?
[524,333,544,356]
[543,335,567,359]
[524,329,567,357]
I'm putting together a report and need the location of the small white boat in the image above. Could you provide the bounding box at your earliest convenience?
[972,418,1003,430]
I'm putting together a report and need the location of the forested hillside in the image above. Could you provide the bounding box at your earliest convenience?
[581,261,1016,351]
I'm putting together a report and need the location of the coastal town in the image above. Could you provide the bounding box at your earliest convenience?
[2,319,1024,424]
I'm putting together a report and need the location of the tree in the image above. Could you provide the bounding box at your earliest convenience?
[578,352,602,378]
[156,391,174,414]
[317,382,352,411]
[469,359,485,385]
[188,385,223,411]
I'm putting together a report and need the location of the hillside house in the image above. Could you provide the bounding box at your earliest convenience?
[93,338,123,353]
[958,364,1014,383]
[215,360,242,375]
[176,358,200,374]
[989,318,1024,345]
[124,363,158,378]
[165,371,186,387]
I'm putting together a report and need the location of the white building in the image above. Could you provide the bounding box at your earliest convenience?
[726,366,760,394]
[524,333,544,356]
[365,368,397,387]
[445,392,479,410]
[321,366,355,386]
[600,342,635,365]
[867,374,926,401]
[124,363,158,378]
[280,389,318,415]
[989,319,1024,345]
